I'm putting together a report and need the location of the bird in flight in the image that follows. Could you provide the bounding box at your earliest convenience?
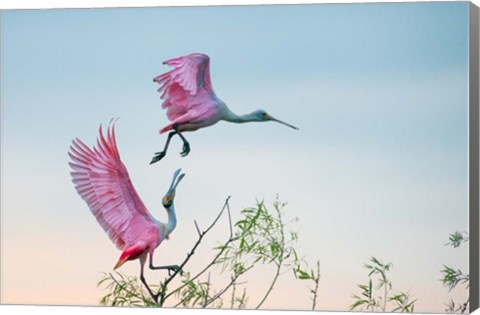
[150,52,299,164]
[68,121,185,302]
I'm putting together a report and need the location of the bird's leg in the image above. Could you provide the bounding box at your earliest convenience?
[150,264,184,276]
[149,253,184,276]
[150,131,176,164]
[173,124,190,157]
[139,263,158,303]
[140,273,158,303]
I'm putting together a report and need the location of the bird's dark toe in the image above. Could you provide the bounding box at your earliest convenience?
[150,152,166,164]
[171,265,184,276]
[180,144,190,157]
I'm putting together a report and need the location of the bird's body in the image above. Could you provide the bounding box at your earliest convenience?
[150,53,298,164]
[162,96,226,133]
[68,122,184,301]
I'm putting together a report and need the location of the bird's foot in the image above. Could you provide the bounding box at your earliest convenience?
[167,265,184,276]
[150,151,166,164]
[180,143,190,157]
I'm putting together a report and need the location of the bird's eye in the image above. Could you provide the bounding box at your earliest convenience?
[163,196,173,207]
[262,112,267,117]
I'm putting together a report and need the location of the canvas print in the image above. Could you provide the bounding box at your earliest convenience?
[0,1,478,313]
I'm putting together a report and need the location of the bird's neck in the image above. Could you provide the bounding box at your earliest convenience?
[165,206,177,236]
[223,108,258,123]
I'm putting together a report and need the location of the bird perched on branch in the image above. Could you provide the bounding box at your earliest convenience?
[151,52,299,164]
[68,121,185,301]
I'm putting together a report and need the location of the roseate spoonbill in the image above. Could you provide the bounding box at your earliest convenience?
[68,121,185,302]
[150,52,299,164]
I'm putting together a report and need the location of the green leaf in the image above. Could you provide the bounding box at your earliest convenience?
[295,267,311,280]
[371,256,381,267]
[350,299,367,310]
[358,284,368,291]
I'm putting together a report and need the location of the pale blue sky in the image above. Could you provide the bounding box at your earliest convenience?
[1,2,471,312]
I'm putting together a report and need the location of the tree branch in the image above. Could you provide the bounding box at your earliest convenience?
[166,197,237,302]
[311,261,321,311]
[158,196,232,306]
[461,298,469,313]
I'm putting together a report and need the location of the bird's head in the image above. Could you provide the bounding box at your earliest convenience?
[162,169,185,209]
[252,110,299,130]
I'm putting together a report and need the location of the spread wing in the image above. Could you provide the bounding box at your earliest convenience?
[153,53,216,121]
[68,122,154,250]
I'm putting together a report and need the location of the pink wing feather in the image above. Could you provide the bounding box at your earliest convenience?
[153,53,217,126]
[68,122,155,250]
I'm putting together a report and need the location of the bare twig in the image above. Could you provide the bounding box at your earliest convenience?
[194,220,202,237]
[226,200,233,236]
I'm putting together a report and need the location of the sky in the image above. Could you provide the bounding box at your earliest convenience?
[0,1,472,312]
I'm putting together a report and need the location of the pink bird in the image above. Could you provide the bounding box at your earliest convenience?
[150,52,299,164]
[68,121,185,302]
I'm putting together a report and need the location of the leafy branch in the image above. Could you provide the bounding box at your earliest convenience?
[98,196,321,310]
[215,196,319,309]
[441,231,469,313]
[350,256,416,312]
[294,260,321,311]
[445,231,469,248]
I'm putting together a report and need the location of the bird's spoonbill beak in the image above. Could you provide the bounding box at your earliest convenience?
[266,114,299,130]
[163,169,185,208]
[165,168,185,198]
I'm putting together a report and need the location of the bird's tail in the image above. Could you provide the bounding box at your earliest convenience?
[114,255,128,270]
[160,124,173,134]
[113,244,146,270]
